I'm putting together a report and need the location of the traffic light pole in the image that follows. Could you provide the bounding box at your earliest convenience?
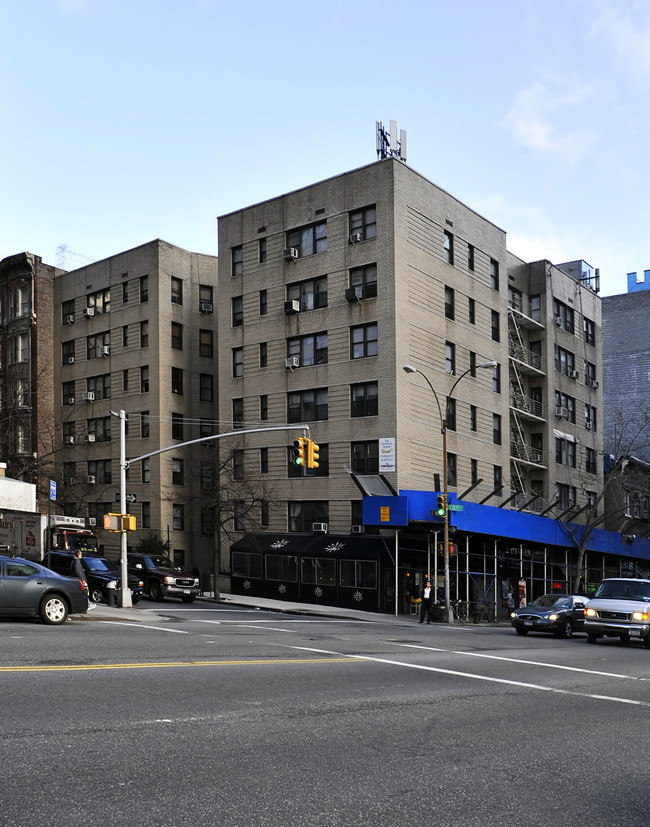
[118,409,132,608]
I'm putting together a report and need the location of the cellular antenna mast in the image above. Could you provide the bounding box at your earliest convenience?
[376,120,407,162]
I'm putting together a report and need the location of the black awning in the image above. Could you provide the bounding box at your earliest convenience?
[230,533,393,560]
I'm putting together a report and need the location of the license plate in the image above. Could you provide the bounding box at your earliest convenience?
[524,621,533,627]
[629,629,641,637]
[183,589,190,594]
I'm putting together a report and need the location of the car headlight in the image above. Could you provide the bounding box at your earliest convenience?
[194,578,199,587]
[163,576,175,585]
[632,611,649,622]
[510,612,516,619]
[585,608,597,617]
[138,581,144,588]
[549,614,559,621]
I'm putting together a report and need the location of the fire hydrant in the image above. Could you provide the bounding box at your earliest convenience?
[106,581,117,607]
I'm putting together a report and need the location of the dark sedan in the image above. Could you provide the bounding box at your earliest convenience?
[44,551,144,605]
[0,555,88,624]
[510,594,589,638]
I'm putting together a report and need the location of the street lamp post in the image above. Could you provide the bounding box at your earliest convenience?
[403,360,497,623]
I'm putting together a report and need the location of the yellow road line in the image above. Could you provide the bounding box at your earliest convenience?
[0,657,361,673]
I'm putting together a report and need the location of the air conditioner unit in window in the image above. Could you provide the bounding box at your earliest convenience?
[623,533,636,543]
[87,475,96,485]
[345,286,363,302]
[554,406,569,419]
[99,346,110,357]
[585,422,593,430]
[349,232,363,244]
[83,307,95,318]
[555,317,562,326]
[285,356,300,369]
[66,397,75,405]
[283,247,299,261]
[82,391,95,402]
[200,301,213,313]
[352,524,365,534]
[312,522,328,533]
[86,434,96,443]
[66,477,76,486]
[284,299,300,315]
[64,436,75,444]
[587,378,599,389]
[66,356,75,364]
[88,517,96,526]
[64,314,75,325]
[568,370,579,380]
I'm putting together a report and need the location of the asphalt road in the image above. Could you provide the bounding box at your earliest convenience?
[1,601,649,827]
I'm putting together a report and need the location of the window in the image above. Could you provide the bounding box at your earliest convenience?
[554,345,576,376]
[352,441,379,474]
[200,464,214,490]
[259,238,267,263]
[87,416,111,443]
[553,299,575,334]
[87,288,110,315]
[288,501,329,533]
[445,286,455,320]
[201,508,215,536]
[287,388,328,422]
[172,503,185,531]
[199,329,213,358]
[468,298,475,324]
[351,382,378,417]
[140,366,149,393]
[122,281,128,303]
[199,374,213,402]
[302,557,336,586]
[446,398,456,431]
[287,276,328,310]
[87,374,111,400]
[287,332,328,366]
[62,341,75,365]
[62,381,75,405]
[351,323,378,359]
[63,461,75,484]
[140,320,148,348]
[140,412,149,438]
[492,363,501,393]
[171,322,183,350]
[555,437,576,468]
[493,413,502,445]
[171,277,183,305]
[199,284,213,309]
[232,296,243,327]
[443,230,454,265]
[469,350,477,377]
[231,246,243,276]
[234,501,245,531]
[232,398,243,429]
[171,413,184,440]
[232,551,263,578]
[61,299,74,323]
[259,342,267,368]
[468,244,475,271]
[259,289,267,315]
[122,325,129,347]
[286,221,327,257]
[470,405,477,432]
[554,391,576,423]
[586,447,597,475]
[232,347,243,378]
[493,465,503,493]
[584,317,596,346]
[340,559,377,589]
[447,453,457,487]
[171,367,183,395]
[63,423,75,444]
[349,205,376,241]
[140,276,148,303]
[349,264,377,299]
[88,459,111,485]
[490,259,499,291]
[471,458,478,485]
[172,458,184,485]
[445,341,455,375]
[260,447,269,474]
[261,500,269,527]
[491,310,500,342]
[260,395,268,421]
[584,360,597,387]
[585,405,597,432]
[232,450,244,481]
[556,483,576,510]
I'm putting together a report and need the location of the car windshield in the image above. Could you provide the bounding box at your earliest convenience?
[67,534,99,551]
[146,556,178,570]
[594,580,650,602]
[529,595,570,609]
[83,557,118,572]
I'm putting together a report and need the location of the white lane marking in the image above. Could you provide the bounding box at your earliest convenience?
[96,621,188,634]
[234,624,295,633]
[180,618,351,624]
[288,645,650,708]
[389,642,638,681]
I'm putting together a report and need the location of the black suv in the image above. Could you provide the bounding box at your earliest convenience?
[44,551,144,605]
[127,554,200,602]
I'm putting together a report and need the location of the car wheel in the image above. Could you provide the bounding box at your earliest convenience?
[181,595,196,604]
[39,594,69,625]
[557,619,573,639]
[587,634,598,644]
[91,587,104,604]
[149,582,163,601]
[515,628,528,636]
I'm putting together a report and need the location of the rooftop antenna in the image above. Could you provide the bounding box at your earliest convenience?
[376,120,407,162]
[56,243,96,270]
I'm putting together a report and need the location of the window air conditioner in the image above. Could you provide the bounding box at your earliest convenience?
[585,422,593,431]
[64,314,75,325]
[88,517,97,526]
[312,522,328,533]
[285,356,300,369]
[83,307,95,318]
[86,434,96,443]
[587,378,599,389]
[200,301,213,313]
[99,346,110,357]
[352,524,365,534]
[554,406,569,419]
[83,391,95,402]
[66,397,75,405]
[64,436,75,444]
[568,370,578,380]
[345,286,363,302]
[284,299,300,315]
[349,232,363,244]
[67,356,75,364]
[87,475,96,485]
[67,477,76,486]
[555,317,562,326]
[283,247,299,261]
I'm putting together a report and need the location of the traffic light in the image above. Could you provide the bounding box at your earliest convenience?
[436,494,446,517]
[307,439,320,469]
[292,437,306,466]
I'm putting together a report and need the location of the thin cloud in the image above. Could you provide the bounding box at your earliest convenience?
[588,0,650,84]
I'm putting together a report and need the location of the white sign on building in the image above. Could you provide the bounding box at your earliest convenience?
[379,438,396,473]
[0,477,37,512]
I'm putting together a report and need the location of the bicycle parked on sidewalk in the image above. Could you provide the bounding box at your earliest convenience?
[451,599,472,623]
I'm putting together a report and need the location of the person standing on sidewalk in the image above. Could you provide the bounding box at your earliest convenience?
[419,580,433,624]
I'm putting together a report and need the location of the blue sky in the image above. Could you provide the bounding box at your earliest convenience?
[2,0,649,295]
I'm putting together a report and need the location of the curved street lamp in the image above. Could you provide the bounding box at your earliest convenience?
[403,360,497,623]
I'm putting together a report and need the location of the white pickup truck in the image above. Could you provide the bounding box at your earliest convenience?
[584,577,650,648]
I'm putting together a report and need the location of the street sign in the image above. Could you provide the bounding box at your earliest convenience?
[448,504,464,512]
[115,493,137,503]
[50,480,56,501]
